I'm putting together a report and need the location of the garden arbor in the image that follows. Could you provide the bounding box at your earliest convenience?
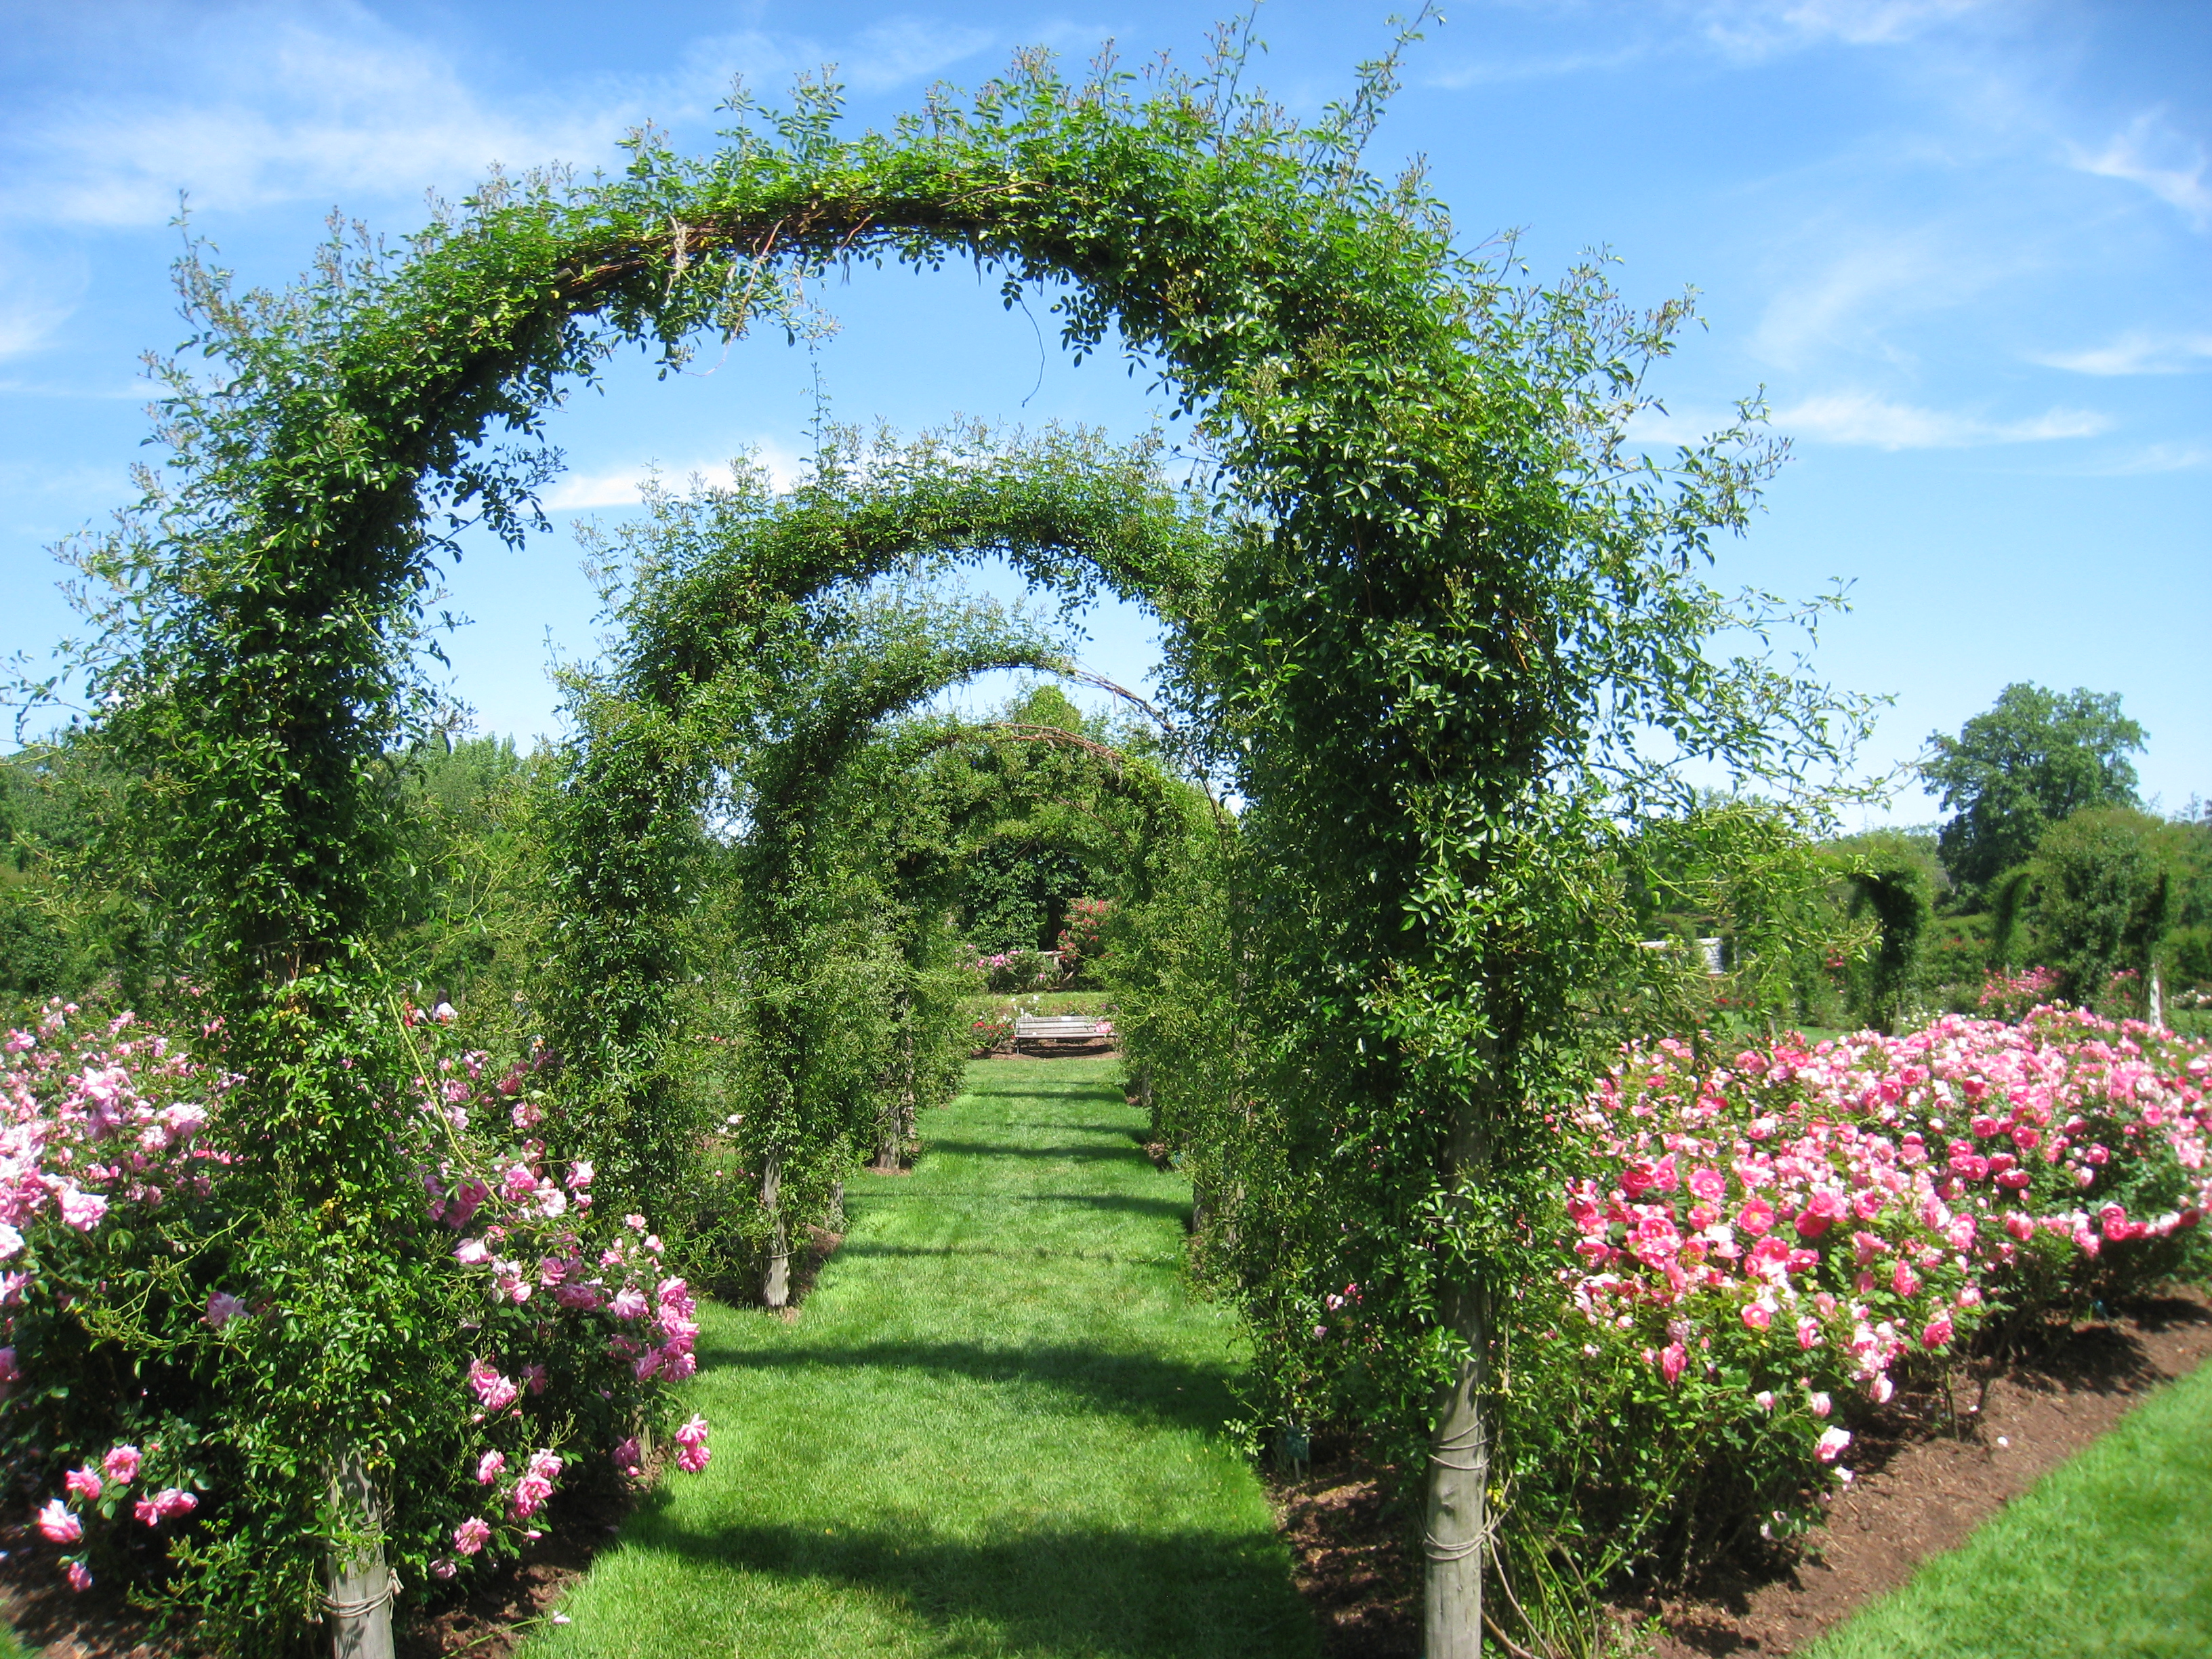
[84,45,1823,1655]
[541,429,1214,1298]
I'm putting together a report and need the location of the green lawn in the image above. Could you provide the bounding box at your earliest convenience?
[1803,1355,2212,1659]
[527,1057,1314,1659]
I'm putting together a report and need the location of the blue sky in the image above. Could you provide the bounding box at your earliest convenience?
[1,0,2205,821]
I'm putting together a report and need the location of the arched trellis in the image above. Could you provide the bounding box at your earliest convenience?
[536,432,1215,1248]
[79,44,1814,1655]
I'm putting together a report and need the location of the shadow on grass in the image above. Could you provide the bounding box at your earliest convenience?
[920,1137,1147,1164]
[836,1240,1170,1268]
[1009,1191,1190,1221]
[692,1336,1242,1432]
[623,1500,1317,1659]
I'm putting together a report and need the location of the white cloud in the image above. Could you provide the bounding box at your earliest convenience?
[1775,390,2110,448]
[1696,0,1989,60]
[2071,111,2212,232]
[1750,232,1982,369]
[0,244,87,359]
[542,441,807,511]
[3,12,640,228]
[2,7,996,232]
[2033,331,2212,377]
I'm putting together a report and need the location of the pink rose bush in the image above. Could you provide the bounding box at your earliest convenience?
[1,998,711,1614]
[1507,1004,2209,1576]
[0,1002,233,1593]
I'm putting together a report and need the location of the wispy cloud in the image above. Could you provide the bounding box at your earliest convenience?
[1,7,1000,232]
[2078,441,2212,476]
[1750,231,1996,369]
[2071,110,2212,232]
[2034,331,2212,376]
[0,243,87,359]
[1694,0,1990,61]
[2,14,638,228]
[541,442,807,511]
[1775,390,2110,449]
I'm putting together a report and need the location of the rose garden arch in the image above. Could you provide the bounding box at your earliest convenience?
[535,430,1216,1302]
[85,44,1798,1656]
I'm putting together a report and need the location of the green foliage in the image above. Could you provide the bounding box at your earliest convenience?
[1614,799,1865,1038]
[539,428,1214,1290]
[2028,806,2171,1012]
[1923,684,2146,896]
[1832,831,1938,1033]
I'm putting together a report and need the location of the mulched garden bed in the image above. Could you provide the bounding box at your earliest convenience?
[1271,1285,2212,1658]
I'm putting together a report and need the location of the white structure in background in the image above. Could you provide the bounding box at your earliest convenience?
[1637,937,1726,976]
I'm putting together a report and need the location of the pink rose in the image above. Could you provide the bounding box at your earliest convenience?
[1660,1342,1687,1387]
[1737,1199,1776,1237]
[103,1444,141,1483]
[673,1414,711,1474]
[1741,1302,1772,1332]
[36,1499,82,1544]
[1922,1313,1954,1349]
[1815,1427,1851,1462]
[476,1451,505,1485]
[453,1517,491,1555]
[1794,1190,1845,1240]
[467,1359,518,1412]
[64,1467,102,1502]
[205,1290,247,1330]
[66,1560,93,1593]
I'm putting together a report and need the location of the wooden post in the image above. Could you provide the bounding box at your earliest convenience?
[2149,964,2165,1031]
[761,1149,790,1308]
[1422,1282,1490,1659]
[326,1452,394,1659]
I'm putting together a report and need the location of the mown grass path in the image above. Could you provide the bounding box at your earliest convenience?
[532,1058,1316,1659]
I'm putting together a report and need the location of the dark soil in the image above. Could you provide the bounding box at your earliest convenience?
[1273,1444,1421,1658]
[1269,1287,2212,1659]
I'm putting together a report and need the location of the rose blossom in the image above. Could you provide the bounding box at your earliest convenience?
[36,1499,82,1544]
[673,1414,712,1474]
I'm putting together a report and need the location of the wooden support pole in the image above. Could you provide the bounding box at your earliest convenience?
[325,1452,395,1659]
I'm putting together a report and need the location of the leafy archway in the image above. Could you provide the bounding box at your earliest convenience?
[535,430,1214,1272]
[68,37,1837,1653]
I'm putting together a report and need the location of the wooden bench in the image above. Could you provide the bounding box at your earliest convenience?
[1012,1014,1114,1050]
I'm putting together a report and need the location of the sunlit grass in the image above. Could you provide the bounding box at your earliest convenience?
[1803,1355,2212,1659]
[527,1057,1312,1658]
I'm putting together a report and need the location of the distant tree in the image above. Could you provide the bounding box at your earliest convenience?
[2030,807,2170,1010]
[1922,684,2145,895]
